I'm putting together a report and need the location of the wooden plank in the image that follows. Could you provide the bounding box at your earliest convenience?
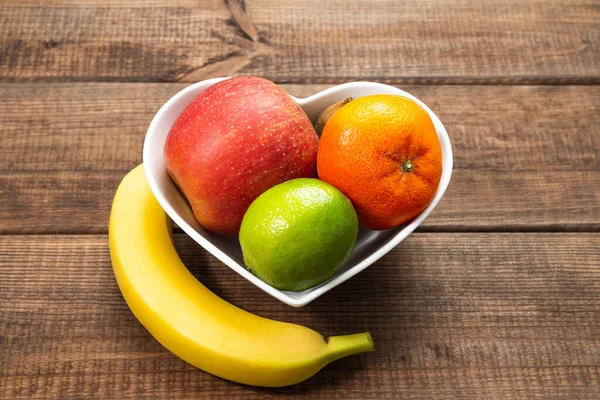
[1,233,599,399]
[2,0,203,5]
[1,83,599,234]
[1,0,599,83]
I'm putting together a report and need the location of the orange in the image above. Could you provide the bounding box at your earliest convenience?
[317,94,443,230]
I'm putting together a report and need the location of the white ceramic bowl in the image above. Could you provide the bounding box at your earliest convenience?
[144,78,453,307]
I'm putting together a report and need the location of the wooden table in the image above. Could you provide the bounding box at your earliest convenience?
[1,1,599,398]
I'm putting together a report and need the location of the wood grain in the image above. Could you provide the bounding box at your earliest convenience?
[1,83,598,234]
[1,233,599,399]
[1,0,599,83]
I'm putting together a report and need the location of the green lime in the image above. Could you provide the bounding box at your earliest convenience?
[239,178,359,291]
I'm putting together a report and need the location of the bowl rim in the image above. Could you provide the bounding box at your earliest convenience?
[144,78,453,307]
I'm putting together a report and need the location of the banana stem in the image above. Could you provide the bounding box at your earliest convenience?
[324,332,374,363]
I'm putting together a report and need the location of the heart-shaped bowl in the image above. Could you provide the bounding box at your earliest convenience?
[144,78,453,307]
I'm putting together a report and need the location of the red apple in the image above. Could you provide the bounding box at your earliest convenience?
[164,76,319,236]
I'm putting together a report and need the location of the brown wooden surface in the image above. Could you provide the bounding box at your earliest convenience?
[1,0,600,398]
[1,233,600,399]
[1,0,599,84]
[1,83,599,234]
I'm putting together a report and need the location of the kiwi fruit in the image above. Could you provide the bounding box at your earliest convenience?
[314,97,354,137]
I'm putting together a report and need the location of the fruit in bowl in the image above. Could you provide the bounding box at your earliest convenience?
[162,77,445,292]
[317,94,443,230]
[143,77,452,305]
[164,76,319,236]
[240,178,359,291]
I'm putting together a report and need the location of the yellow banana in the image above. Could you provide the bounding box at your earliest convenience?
[109,165,373,387]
